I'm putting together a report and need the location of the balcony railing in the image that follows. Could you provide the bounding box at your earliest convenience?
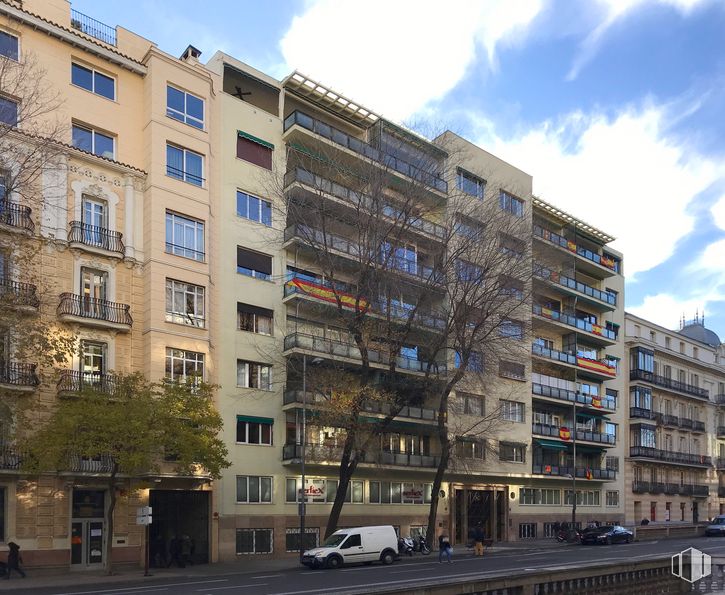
[718,426,725,438]
[716,394,725,405]
[69,454,114,473]
[664,483,680,495]
[532,304,617,341]
[284,224,443,283]
[0,277,39,308]
[533,264,617,306]
[284,332,446,374]
[533,225,619,273]
[532,343,576,365]
[532,423,615,445]
[282,443,440,468]
[0,199,34,233]
[532,464,616,480]
[284,167,446,239]
[0,362,39,387]
[0,444,22,470]
[693,484,709,497]
[719,486,725,498]
[630,369,709,400]
[531,344,617,377]
[57,370,118,396]
[57,293,132,326]
[632,481,650,494]
[630,407,657,420]
[716,458,725,470]
[532,383,616,411]
[679,417,693,429]
[660,414,679,427]
[70,9,117,46]
[68,221,125,255]
[629,446,711,466]
[284,111,447,193]
[692,420,706,432]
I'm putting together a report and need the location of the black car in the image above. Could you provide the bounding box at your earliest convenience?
[580,525,633,545]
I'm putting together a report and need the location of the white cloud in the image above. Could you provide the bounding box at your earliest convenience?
[627,292,718,329]
[712,197,725,232]
[279,0,544,121]
[467,102,722,278]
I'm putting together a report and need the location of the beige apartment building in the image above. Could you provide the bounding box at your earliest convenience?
[625,313,725,525]
[0,0,216,568]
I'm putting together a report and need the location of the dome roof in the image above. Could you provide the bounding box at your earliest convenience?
[678,322,722,348]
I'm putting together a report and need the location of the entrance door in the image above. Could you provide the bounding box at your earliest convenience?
[71,490,105,567]
[82,197,107,246]
[149,490,210,565]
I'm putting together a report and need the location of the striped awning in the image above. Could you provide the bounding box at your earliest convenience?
[238,130,274,150]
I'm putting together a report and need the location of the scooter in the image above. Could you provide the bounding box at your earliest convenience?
[398,536,414,556]
[556,528,582,543]
[412,535,431,555]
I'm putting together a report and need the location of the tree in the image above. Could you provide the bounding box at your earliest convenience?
[20,374,230,575]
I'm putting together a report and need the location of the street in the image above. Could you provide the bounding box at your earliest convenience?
[9,535,725,595]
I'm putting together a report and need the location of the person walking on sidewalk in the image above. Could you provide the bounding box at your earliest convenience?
[438,533,452,563]
[473,523,486,557]
[5,542,26,579]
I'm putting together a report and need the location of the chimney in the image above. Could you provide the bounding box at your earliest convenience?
[180,45,202,63]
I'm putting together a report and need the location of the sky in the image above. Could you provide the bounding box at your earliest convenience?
[72,0,725,335]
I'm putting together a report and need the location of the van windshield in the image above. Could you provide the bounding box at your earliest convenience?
[322,533,348,547]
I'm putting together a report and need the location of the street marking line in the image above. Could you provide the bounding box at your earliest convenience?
[54,579,229,595]
[250,574,283,578]
[198,584,267,592]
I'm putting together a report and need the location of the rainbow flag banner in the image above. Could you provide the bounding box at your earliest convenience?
[287,278,369,312]
[577,356,616,376]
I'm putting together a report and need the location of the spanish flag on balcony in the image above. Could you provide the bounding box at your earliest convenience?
[577,356,616,376]
[559,427,571,441]
[591,396,602,408]
[586,469,593,480]
[288,278,369,312]
[544,465,552,473]
[567,240,577,253]
[591,324,604,336]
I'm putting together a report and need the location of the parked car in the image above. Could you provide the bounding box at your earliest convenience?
[301,525,399,569]
[705,515,725,536]
[580,525,633,545]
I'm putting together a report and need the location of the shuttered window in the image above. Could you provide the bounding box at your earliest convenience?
[237,246,272,280]
[237,132,273,170]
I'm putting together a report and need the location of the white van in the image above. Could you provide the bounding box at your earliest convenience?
[301,525,399,569]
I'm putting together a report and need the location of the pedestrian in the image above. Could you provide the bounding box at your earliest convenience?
[438,532,452,563]
[181,535,194,566]
[168,536,183,568]
[473,523,486,557]
[5,542,26,579]
[553,521,561,537]
[466,525,475,550]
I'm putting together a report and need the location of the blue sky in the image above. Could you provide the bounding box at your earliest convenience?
[72,0,725,335]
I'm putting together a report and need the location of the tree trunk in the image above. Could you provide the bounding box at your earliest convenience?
[324,436,358,538]
[425,390,452,549]
[105,464,118,575]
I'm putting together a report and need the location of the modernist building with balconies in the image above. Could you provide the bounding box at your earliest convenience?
[625,312,725,524]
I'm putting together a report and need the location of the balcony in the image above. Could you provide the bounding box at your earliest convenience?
[57,293,132,331]
[284,224,443,284]
[533,264,617,310]
[0,199,34,233]
[660,414,679,428]
[692,420,706,432]
[679,417,693,430]
[284,167,445,241]
[530,344,617,378]
[716,394,725,405]
[532,382,616,412]
[718,426,725,439]
[664,483,680,495]
[0,445,22,470]
[532,225,619,276]
[716,458,725,470]
[629,369,709,400]
[693,485,710,497]
[68,221,125,257]
[57,370,118,397]
[0,362,39,391]
[282,443,439,468]
[532,464,616,480]
[532,304,617,344]
[70,9,117,46]
[532,423,615,446]
[283,332,446,376]
[532,343,576,366]
[0,277,40,310]
[632,481,650,494]
[719,486,725,498]
[283,111,447,194]
[630,407,657,420]
[69,454,114,473]
[629,446,711,467]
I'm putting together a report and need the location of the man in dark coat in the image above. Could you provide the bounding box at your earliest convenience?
[5,542,26,579]
[473,523,486,557]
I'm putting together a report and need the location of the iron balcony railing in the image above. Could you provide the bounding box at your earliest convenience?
[0,444,22,470]
[692,420,706,432]
[660,413,679,427]
[716,458,725,470]
[70,9,117,46]
[283,332,446,374]
[0,199,34,233]
[57,293,132,326]
[532,464,616,480]
[629,446,711,466]
[532,304,617,341]
[0,277,39,308]
[69,454,114,473]
[282,443,440,468]
[719,487,725,498]
[664,483,680,495]
[630,369,709,399]
[679,417,693,429]
[532,423,615,445]
[533,225,620,273]
[718,426,725,438]
[57,370,118,396]
[0,362,39,387]
[532,343,577,365]
[716,394,725,405]
[284,111,447,193]
[284,167,446,239]
[632,480,651,493]
[630,407,657,420]
[68,221,125,255]
[693,485,709,497]
[533,264,617,306]
[532,382,616,411]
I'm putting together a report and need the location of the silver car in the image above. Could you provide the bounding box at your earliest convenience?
[705,515,725,536]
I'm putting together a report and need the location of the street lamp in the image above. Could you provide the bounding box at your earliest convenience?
[571,399,577,532]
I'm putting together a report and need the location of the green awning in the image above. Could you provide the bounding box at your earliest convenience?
[236,415,274,425]
[238,130,274,150]
[535,439,568,450]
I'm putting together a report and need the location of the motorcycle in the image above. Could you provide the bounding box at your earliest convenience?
[398,536,414,556]
[412,535,431,555]
[556,528,582,543]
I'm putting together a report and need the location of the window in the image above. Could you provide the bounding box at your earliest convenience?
[165,279,205,327]
[165,348,204,383]
[519,488,560,505]
[237,132,273,170]
[236,528,272,554]
[237,246,272,280]
[631,347,654,373]
[499,190,524,217]
[0,96,18,126]
[499,234,525,257]
[499,442,525,462]
[165,212,205,261]
[72,124,114,159]
[0,30,18,60]
[456,168,485,198]
[367,481,431,504]
[237,360,272,390]
[456,259,482,282]
[455,438,485,460]
[501,400,524,422]
[236,416,273,445]
[237,303,273,335]
[565,490,601,506]
[500,319,523,340]
[630,386,651,409]
[461,393,484,416]
[455,350,483,372]
[606,491,619,507]
[455,215,484,238]
[499,275,524,299]
[499,360,525,380]
[71,63,115,100]
[81,340,106,376]
[606,456,619,471]
[519,523,537,539]
[236,476,272,503]
[0,487,4,541]
[285,528,318,552]
[167,85,204,129]
[534,336,554,350]
[167,144,203,186]
[286,478,365,504]
[0,172,5,199]
[237,191,272,226]
[665,337,671,349]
